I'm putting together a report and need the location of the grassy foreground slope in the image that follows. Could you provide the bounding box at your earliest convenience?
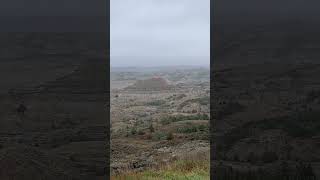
[111,160,210,180]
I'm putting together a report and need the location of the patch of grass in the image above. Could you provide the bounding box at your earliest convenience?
[111,160,209,180]
[177,126,199,133]
[176,124,209,140]
[130,127,137,135]
[152,131,174,141]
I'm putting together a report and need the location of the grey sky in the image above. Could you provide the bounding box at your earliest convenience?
[111,0,210,67]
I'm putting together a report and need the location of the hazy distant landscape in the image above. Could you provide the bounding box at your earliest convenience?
[110,65,210,179]
[110,0,210,178]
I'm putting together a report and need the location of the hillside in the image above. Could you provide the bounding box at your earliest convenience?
[125,77,171,91]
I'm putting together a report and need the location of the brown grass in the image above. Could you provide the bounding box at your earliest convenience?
[111,159,210,180]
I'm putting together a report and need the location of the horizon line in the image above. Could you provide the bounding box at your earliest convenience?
[111,64,210,68]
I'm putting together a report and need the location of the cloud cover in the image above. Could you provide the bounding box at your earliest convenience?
[111,0,210,67]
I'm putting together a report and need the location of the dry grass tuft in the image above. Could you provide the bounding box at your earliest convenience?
[111,159,210,180]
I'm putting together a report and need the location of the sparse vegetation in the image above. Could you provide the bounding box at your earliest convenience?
[111,160,209,180]
[177,124,209,134]
[152,131,174,141]
[149,124,155,133]
[166,132,174,140]
[146,100,166,106]
[160,114,209,125]
[178,97,210,110]
[138,129,145,135]
[111,67,210,176]
[130,127,137,135]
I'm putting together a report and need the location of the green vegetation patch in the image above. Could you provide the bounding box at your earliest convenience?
[111,160,209,180]
[176,124,209,140]
[161,114,209,125]
[152,131,174,141]
[177,124,209,134]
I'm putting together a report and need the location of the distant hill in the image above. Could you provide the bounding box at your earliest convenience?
[125,77,170,91]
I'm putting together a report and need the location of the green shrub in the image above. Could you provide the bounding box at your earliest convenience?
[138,129,145,135]
[130,127,137,135]
[167,132,174,140]
[177,124,209,134]
[149,124,155,132]
[152,131,174,141]
[177,126,199,133]
[160,114,209,125]
[198,124,208,131]
[153,131,168,141]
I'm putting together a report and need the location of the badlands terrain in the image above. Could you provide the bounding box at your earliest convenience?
[110,66,210,178]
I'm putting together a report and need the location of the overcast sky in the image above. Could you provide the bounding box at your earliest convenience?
[111,0,210,67]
